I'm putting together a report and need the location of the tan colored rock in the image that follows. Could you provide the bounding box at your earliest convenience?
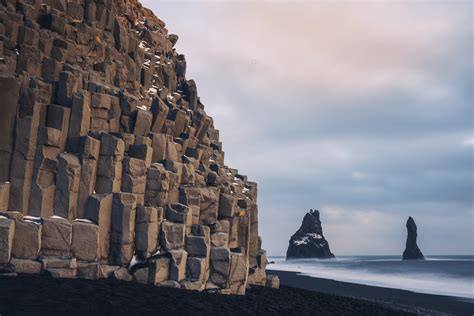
[41,257,77,269]
[11,219,41,259]
[211,232,229,248]
[209,247,230,289]
[54,152,81,219]
[169,249,187,282]
[11,258,42,274]
[149,257,170,285]
[100,265,120,278]
[113,267,132,281]
[135,206,158,260]
[199,187,219,225]
[109,193,136,266]
[186,256,207,282]
[40,217,72,257]
[85,194,112,263]
[266,275,280,289]
[77,261,101,279]
[0,217,15,264]
[72,220,100,261]
[229,252,249,295]
[133,267,149,284]
[161,221,185,251]
[47,268,77,279]
[0,182,10,211]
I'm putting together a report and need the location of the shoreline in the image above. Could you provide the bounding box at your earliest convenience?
[267,269,474,315]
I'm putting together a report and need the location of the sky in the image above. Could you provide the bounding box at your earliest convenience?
[142,0,473,256]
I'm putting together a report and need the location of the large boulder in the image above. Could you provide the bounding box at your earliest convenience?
[11,219,41,260]
[40,217,72,257]
[135,206,158,260]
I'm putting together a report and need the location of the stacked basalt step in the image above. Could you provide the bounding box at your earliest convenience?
[0,0,278,294]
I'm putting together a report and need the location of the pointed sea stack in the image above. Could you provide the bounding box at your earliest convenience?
[402,216,425,260]
[286,209,335,259]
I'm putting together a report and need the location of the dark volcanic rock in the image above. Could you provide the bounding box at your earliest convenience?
[402,216,425,260]
[286,209,335,259]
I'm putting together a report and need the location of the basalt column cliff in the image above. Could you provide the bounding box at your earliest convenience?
[0,0,276,294]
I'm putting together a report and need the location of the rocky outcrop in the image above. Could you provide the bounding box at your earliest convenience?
[0,0,276,294]
[402,216,424,260]
[286,209,335,259]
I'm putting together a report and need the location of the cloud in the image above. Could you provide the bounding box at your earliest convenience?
[144,0,473,255]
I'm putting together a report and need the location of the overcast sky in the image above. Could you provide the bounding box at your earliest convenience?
[143,0,473,256]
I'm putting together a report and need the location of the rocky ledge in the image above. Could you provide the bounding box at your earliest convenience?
[286,209,335,259]
[0,0,275,294]
[402,216,424,260]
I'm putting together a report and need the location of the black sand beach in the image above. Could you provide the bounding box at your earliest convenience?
[268,270,474,316]
[0,274,413,316]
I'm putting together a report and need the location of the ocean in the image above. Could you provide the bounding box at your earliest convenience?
[268,255,474,299]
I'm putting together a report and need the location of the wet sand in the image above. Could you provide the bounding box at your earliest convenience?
[267,269,474,315]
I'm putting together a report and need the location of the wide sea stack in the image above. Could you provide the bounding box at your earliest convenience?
[286,209,335,259]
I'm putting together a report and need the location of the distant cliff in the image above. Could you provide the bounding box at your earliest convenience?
[286,209,335,259]
[402,217,425,260]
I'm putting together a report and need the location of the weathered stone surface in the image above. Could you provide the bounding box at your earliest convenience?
[209,247,230,289]
[47,268,77,279]
[0,182,10,212]
[0,217,15,264]
[11,258,42,274]
[40,217,72,257]
[113,267,132,281]
[185,235,209,258]
[100,265,120,279]
[67,92,91,153]
[229,252,249,295]
[211,232,229,248]
[265,275,280,289]
[54,153,81,219]
[0,0,267,295]
[0,76,20,182]
[41,258,77,270]
[133,267,149,284]
[77,261,101,280]
[29,145,60,217]
[199,188,219,225]
[169,249,188,282]
[161,221,185,251]
[218,193,236,219]
[109,193,136,266]
[46,104,70,152]
[11,220,41,260]
[166,203,190,224]
[134,109,152,136]
[186,256,207,282]
[85,194,112,263]
[149,257,170,285]
[135,206,158,260]
[72,220,100,261]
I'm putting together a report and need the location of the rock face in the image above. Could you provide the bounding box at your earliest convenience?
[286,209,335,259]
[402,216,425,260]
[0,0,272,294]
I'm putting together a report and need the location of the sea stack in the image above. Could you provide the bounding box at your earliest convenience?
[286,209,335,259]
[402,216,425,260]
